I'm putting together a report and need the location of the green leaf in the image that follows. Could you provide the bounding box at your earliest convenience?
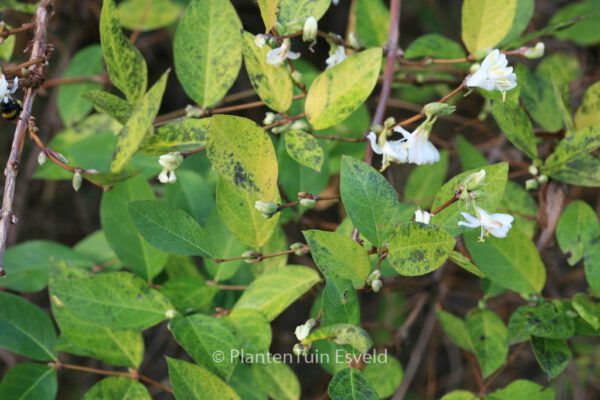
[517,65,563,133]
[118,0,182,31]
[277,0,331,32]
[304,324,373,354]
[58,45,104,126]
[101,176,168,280]
[165,170,215,225]
[404,34,466,60]
[354,0,390,47]
[549,153,600,187]
[257,0,279,31]
[556,200,600,266]
[450,251,485,278]
[84,90,133,125]
[174,0,242,108]
[466,309,508,378]
[387,222,455,276]
[441,391,480,400]
[171,314,238,380]
[129,200,213,257]
[0,291,57,361]
[141,118,208,154]
[284,130,324,172]
[305,48,382,130]
[465,229,545,294]
[509,302,575,342]
[491,99,538,159]
[100,0,147,102]
[0,363,57,400]
[241,31,293,113]
[328,368,378,400]
[303,230,371,288]
[530,336,571,378]
[230,364,269,400]
[362,356,404,399]
[543,125,600,175]
[233,265,321,321]
[585,243,600,296]
[83,377,151,400]
[405,150,449,207]
[252,363,300,400]
[203,212,246,281]
[575,81,600,130]
[432,163,508,236]
[340,156,415,246]
[207,115,278,198]
[549,0,600,46]
[51,271,174,330]
[572,293,600,330]
[486,379,555,400]
[224,309,272,355]
[437,310,475,353]
[167,358,240,400]
[216,177,280,248]
[0,25,15,60]
[461,0,518,53]
[111,70,169,173]
[501,0,535,44]
[161,275,217,312]
[1,240,92,293]
[321,277,360,326]
[278,139,329,201]
[457,135,487,171]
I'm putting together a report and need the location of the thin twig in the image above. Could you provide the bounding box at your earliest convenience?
[0,0,52,275]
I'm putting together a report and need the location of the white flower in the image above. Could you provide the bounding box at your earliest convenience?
[255,34,267,48]
[395,125,440,165]
[157,152,183,184]
[414,209,431,224]
[0,74,18,103]
[325,45,347,69]
[367,131,408,171]
[465,49,517,94]
[458,207,514,241]
[266,39,300,67]
[294,318,316,341]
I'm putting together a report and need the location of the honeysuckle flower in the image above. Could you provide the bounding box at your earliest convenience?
[263,112,277,125]
[367,131,408,171]
[395,123,440,165]
[414,209,431,224]
[303,16,318,43]
[0,74,18,103]
[295,319,316,341]
[458,207,514,241]
[157,152,183,184]
[325,44,347,69]
[266,39,300,67]
[465,49,517,96]
[255,34,267,48]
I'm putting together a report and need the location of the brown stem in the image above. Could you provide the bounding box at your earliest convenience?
[40,74,109,89]
[2,57,47,77]
[0,0,52,276]
[396,82,466,128]
[0,22,34,39]
[430,189,463,216]
[206,281,248,291]
[312,133,366,143]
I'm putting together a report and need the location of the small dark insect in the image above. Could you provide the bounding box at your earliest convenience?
[0,75,21,121]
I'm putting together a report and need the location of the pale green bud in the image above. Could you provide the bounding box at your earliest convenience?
[53,151,69,164]
[290,120,308,130]
[371,279,383,292]
[424,102,456,119]
[299,198,316,208]
[525,179,539,191]
[255,34,267,48]
[291,70,303,84]
[367,270,381,284]
[254,200,279,218]
[537,174,548,184]
[241,250,262,264]
[37,151,47,166]
[72,170,83,192]
[347,32,361,49]
[528,165,539,176]
[289,242,309,256]
[463,169,486,191]
[384,117,396,128]
[159,152,183,171]
[270,124,290,134]
[469,63,481,74]
[524,42,545,59]
[477,300,486,310]
[185,105,204,118]
[302,16,318,43]
[263,112,277,125]
[293,343,309,356]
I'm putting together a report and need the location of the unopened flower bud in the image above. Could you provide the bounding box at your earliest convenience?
[263,112,277,125]
[302,16,318,43]
[270,124,290,134]
[367,270,381,284]
[463,169,486,191]
[525,179,539,191]
[294,318,316,341]
[469,63,481,74]
[424,102,456,119]
[528,165,539,176]
[290,120,308,131]
[290,242,309,256]
[371,279,383,292]
[299,198,316,208]
[254,200,279,218]
[537,174,548,184]
[165,309,176,319]
[414,209,431,224]
[53,151,69,164]
[255,34,267,48]
[185,105,204,118]
[384,117,396,128]
[477,300,486,310]
[37,151,47,166]
[241,250,262,264]
[348,32,361,49]
[524,42,545,59]
[72,170,83,192]
[159,153,183,171]
[293,343,309,356]
[291,70,303,84]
